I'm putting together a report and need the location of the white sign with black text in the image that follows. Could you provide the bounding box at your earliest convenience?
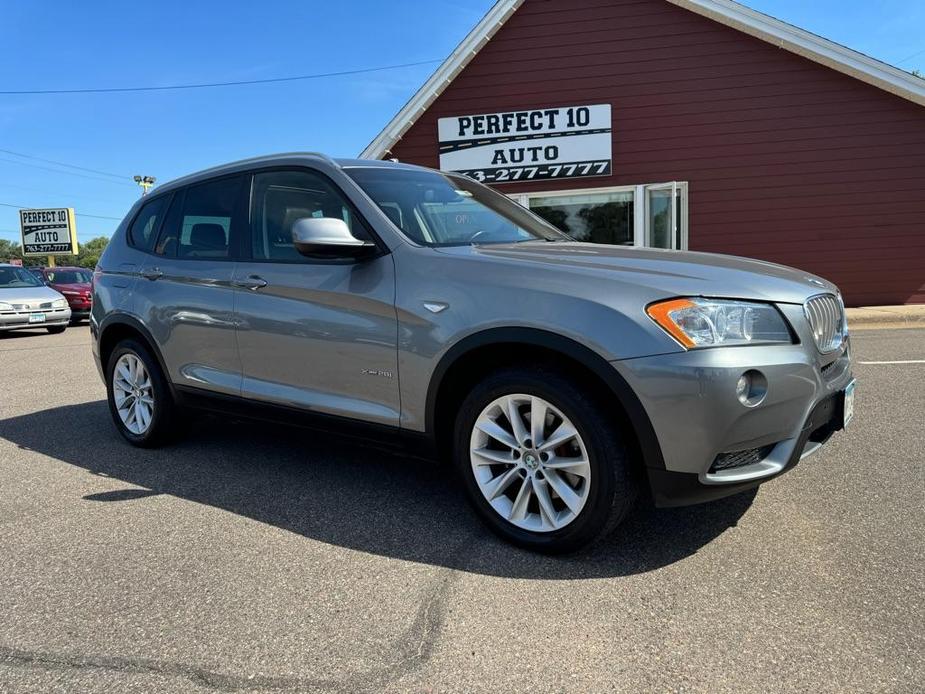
[438,104,612,183]
[19,208,79,256]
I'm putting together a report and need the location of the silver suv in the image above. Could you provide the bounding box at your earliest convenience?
[92,154,855,553]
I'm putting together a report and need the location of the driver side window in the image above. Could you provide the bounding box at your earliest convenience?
[250,170,370,262]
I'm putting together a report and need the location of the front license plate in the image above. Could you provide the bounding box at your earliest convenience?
[843,380,856,428]
[28,313,46,323]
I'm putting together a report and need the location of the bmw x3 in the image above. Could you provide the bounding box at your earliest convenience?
[91,154,855,553]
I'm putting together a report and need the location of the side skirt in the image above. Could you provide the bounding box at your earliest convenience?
[173,385,437,461]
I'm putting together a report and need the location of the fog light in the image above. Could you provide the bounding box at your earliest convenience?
[736,369,767,407]
[736,374,750,399]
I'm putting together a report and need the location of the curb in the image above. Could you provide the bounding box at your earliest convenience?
[846,306,925,330]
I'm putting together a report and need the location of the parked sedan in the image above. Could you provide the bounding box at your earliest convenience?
[34,266,93,323]
[0,264,71,334]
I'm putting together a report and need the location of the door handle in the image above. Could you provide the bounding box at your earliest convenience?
[232,275,268,291]
[140,267,163,281]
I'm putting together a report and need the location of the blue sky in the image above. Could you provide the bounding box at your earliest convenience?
[1,0,922,243]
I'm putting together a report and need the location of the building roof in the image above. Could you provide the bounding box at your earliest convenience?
[360,0,925,159]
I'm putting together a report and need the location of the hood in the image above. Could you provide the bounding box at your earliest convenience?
[50,282,91,293]
[436,242,837,305]
[0,284,66,307]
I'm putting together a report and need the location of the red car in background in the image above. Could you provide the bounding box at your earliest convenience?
[31,266,92,323]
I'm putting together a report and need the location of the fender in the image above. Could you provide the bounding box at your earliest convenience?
[424,327,665,470]
[96,312,178,400]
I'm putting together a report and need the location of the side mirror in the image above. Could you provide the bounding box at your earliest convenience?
[291,217,377,259]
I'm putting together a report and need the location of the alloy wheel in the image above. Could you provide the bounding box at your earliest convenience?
[113,353,155,435]
[469,393,591,532]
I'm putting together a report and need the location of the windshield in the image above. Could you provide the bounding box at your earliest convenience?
[0,266,44,289]
[46,270,91,284]
[345,167,570,247]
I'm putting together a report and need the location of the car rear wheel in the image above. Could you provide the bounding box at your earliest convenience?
[106,339,176,447]
[46,326,66,334]
[454,366,638,554]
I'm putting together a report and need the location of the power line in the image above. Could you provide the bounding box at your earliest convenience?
[0,201,122,221]
[0,156,135,186]
[0,148,129,180]
[0,181,127,206]
[0,59,442,95]
[72,212,123,221]
[895,47,925,65]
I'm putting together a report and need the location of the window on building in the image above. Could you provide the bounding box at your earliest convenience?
[512,182,687,250]
[528,190,634,245]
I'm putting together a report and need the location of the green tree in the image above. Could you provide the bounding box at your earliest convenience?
[73,236,109,268]
[0,239,23,263]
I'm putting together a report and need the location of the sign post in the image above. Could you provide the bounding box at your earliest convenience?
[18,208,79,265]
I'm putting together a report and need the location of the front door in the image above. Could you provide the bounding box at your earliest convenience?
[233,169,400,426]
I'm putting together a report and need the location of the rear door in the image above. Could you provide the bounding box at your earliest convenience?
[136,175,247,395]
[232,168,400,426]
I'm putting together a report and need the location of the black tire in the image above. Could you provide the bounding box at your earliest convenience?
[46,325,66,334]
[454,366,638,554]
[105,338,177,448]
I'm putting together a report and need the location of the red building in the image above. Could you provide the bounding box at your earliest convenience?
[362,0,925,306]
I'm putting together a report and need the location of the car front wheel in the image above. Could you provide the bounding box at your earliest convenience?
[454,366,638,553]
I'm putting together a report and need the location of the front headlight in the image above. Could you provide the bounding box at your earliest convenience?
[0,302,12,311]
[647,298,792,348]
[52,298,68,309]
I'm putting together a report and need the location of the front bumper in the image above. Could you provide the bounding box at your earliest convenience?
[0,308,71,331]
[644,388,849,506]
[614,303,853,506]
[63,297,92,319]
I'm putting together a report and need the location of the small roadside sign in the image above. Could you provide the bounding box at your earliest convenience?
[19,208,78,257]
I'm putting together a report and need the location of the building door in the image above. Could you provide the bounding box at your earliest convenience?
[644,182,684,250]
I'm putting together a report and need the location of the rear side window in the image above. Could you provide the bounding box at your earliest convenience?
[155,176,243,259]
[128,196,169,252]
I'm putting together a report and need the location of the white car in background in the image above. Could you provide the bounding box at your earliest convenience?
[0,263,71,334]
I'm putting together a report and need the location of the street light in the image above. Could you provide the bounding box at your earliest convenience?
[133,175,156,196]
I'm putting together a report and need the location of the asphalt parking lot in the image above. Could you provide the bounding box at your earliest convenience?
[0,326,922,693]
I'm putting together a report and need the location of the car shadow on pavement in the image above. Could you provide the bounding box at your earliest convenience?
[0,401,756,579]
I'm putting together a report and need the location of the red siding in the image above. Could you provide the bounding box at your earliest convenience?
[387,0,925,306]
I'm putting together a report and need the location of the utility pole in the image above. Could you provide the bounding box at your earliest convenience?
[133,175,156,196]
